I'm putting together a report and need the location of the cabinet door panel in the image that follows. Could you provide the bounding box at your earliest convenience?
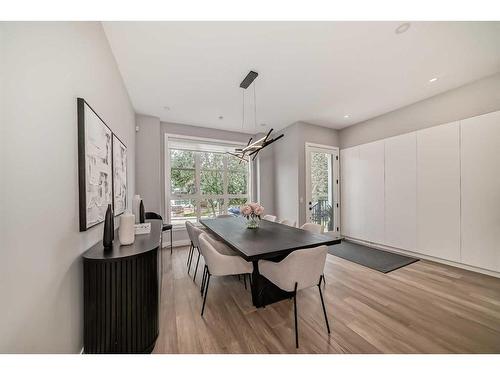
[461,110,500,272]
[359,141,385,244]
[385,132,417,251]
[416,122,460,261]
[340,147,360,238]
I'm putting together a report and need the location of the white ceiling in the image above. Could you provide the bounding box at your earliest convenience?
[103,21,500,134]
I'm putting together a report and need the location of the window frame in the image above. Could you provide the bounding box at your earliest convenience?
[165,134,251,228]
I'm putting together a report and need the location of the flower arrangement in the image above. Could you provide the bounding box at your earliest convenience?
[240,202,264,228]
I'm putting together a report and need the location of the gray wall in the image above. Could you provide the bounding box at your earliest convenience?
[135,114,161,213]
[273,123,300,224]
[272,121,340,226]
[256,141,275,215]
[0,22,136,353]
[339,72,500,149]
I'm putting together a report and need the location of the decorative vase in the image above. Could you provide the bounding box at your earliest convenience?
[103,204,114,248]
[132,194,141,224]
[246,217,259,229]
[139,200,145,223]
[118,212,135,245]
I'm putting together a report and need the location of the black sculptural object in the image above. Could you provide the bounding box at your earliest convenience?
[139,200,145,223]
[103,204,114,248]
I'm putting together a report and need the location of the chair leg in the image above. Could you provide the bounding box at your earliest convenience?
[187,243,193,266]
[193,252,201,282]
[170,229,173,255]
[322,274,326,287]
[293,282,299,348]
[243,274,247,290]
[317,277,331,334]
[201,272,211,316]
[188,246,197,275]
[201,265,207,295]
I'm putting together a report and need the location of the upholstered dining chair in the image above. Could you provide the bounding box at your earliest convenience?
[300,222,327,286]
[280,219,296,227]
[258,245,330,348]
[185,221,208,283]
[300,222,323,234]
[262,214,277,222]
[198,233,253,316]
[145,212,173,254]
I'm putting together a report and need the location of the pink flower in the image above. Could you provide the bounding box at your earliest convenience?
[241,204,252,216]
[254,205,264,216]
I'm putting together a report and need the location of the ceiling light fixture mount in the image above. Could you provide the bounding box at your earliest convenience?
[344,114,350,119]
[395,22,411,34]
[429,77,438,83]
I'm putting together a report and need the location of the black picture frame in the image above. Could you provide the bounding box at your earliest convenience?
[77,98,114,232]
[112,133,127,217]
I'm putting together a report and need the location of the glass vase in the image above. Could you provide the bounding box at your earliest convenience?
[246,217,259,229]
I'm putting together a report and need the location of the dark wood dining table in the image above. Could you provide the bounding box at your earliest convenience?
[200,216,341,307]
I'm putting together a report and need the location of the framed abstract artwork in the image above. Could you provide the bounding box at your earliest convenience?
[112,134,127,216]
[77,98,113,231]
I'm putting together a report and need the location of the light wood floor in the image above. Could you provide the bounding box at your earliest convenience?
[153,246,500,354]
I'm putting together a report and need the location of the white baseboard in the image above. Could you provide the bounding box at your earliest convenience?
[342,236,500,279]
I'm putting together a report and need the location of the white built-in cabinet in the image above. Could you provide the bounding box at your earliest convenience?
[340,110,500,274]
[359,141,385,244]
[460,111,500,272]
[384,132,417,252]
[416,122,461,262]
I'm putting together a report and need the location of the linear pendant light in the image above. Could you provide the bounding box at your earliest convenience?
[228,70,284,162]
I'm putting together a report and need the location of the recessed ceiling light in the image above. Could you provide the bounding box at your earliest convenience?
[344,114,350,119]
[429,77,438,83]
[395,22,411,34]
[218,115,224,120]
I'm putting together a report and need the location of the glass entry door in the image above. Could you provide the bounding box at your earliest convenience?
[305,144,339,234]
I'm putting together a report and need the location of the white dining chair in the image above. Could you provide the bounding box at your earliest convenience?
[262,214,277,222]
[300,222,323,234]
[280,219,296,227]
[300,222,327,286]
[258,245,330,348]
[198,233,253,316]
[185,221,205,281]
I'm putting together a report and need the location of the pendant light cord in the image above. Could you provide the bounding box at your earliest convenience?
[241,89,245,131]
[253,81,257,131]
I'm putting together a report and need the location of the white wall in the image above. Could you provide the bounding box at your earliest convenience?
[136,114,161,214]
[0,22,136,353]
[339,72,500,149]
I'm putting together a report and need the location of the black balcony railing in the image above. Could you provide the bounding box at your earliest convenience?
[311,199,333,231]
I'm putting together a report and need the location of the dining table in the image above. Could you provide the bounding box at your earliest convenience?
[200,216,341,307]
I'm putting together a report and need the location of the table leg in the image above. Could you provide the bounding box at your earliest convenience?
[251,260,294,308]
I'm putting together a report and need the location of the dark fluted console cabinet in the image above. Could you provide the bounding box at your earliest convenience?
[82,219,162,354]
